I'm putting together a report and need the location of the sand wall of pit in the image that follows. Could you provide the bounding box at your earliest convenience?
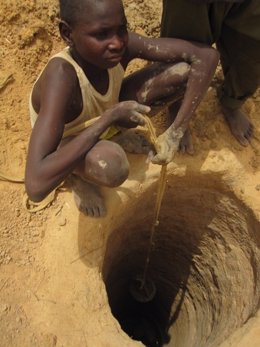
[21,150,260,347]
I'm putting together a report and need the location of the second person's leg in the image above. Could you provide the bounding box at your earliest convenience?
[217,25,260,145]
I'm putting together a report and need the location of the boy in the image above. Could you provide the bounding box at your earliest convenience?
[161,0,260,149]
[25,0,219,217]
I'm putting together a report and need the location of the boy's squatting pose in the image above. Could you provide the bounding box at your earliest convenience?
[25,0,219,217]
[161,0,260,147]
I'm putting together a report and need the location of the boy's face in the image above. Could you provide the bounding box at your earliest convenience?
[69,0,128,69]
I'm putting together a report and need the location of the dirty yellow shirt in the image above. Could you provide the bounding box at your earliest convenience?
[29,47,125,139]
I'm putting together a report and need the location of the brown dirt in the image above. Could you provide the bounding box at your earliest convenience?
[0,1,260,347]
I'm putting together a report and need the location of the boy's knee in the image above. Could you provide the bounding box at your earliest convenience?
[106,141,129,187]
[104,157,129,187]
[84,140,129,187]
[101,145,129,187]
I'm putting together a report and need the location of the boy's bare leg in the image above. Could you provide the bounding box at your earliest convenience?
[64,139,129,217]
[61,137,105,217]
[221,106,253,146]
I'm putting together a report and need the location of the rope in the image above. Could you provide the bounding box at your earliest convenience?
[0,172,64,213]
[0,172,24,183]
[139,117,168,289]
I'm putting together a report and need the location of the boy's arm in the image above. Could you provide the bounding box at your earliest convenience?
[26,59,149,202]
[125,32,219,163]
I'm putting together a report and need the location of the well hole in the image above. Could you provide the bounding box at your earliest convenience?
[102,176,260,347]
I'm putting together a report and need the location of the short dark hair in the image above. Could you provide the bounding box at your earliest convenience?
[59,0,123,26]
[59,0,89,26]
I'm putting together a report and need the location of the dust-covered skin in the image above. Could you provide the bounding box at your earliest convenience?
[120,56,218,163]
[165,99,194,155]
[117,60,209,161]
[152,125,185,164]
[138,62,190,105]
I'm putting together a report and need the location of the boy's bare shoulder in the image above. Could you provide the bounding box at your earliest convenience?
[32,56,79,113]
[41,57,78,87]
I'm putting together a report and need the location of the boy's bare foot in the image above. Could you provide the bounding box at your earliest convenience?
[222,106,253,146]
[178,127,194,155]
[70,175,106,217]
[112,129,153,154]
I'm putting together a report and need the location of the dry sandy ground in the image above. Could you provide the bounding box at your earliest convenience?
[0,1,260,347]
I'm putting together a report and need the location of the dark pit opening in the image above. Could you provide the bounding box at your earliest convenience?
[102,175,260,347]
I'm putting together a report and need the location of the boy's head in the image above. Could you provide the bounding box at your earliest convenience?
[59,0,128,69]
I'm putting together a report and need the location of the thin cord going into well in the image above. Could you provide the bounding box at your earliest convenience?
[139,117,168,290]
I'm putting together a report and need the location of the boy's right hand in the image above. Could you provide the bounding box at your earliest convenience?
[108,101,151,128]
[151,125,184,165]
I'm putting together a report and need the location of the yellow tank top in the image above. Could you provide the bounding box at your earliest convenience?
[29,47,125,139]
